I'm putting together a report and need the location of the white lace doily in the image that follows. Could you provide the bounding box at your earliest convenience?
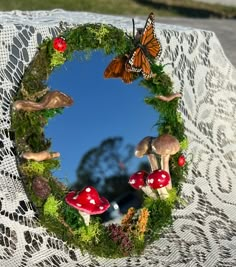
[0,10,236,267]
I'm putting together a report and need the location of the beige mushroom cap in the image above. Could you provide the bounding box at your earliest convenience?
[135,136,154,158]
[152,134,180,156]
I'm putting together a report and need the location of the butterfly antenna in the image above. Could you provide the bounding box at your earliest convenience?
[124,17,136,42]
[132,18,135,39]
[163,62,172,67]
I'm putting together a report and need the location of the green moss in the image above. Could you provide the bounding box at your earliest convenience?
[20,161,46,177]
[43,195,61,218]
[132,237,145,255]
[144,196,173,242]
[12,23,188,258]
[180,138,189,150]
[63,24,134,56]
[60,202,84,230]
[85,222,124,258]
[47,176,67,199]
[50,51,66,68]
[20,159,60,178]
[38,108,64,125]
[40,214,75,243]
[75,221,102,244]
[171,155,188,193]
[11,110,51,153]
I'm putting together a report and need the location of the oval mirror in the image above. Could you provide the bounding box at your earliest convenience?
[45,50,159,220]
[46,50,158,184]
[11,21,187,258]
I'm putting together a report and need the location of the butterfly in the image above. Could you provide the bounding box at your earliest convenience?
[104,55,135,84]
[127,12,162,79]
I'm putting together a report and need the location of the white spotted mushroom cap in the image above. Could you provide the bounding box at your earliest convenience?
[65,186,110,215]
[129,170,148,189]
[146,169,170,189]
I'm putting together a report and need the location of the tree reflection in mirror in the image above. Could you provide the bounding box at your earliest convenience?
[46,50,158,221]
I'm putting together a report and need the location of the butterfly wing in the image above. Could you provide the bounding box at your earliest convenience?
[127,47,151,77]
[104,57,124,78]
[104,56,134,83]
[128,12,161,79]
[140,12,162,58]
[121,68,135,84]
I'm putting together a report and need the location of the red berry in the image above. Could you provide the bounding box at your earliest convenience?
[53,37,67,52]
[178,155,186,167]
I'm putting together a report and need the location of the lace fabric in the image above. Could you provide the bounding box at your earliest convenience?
[0,10,236,267]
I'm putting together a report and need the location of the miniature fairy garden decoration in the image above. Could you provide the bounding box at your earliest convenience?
[11,13,188,258]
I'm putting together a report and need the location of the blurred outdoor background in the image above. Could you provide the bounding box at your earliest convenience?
[3,0,235,220]
[1,0,236,18]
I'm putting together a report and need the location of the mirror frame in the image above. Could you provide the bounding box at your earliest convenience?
[11,22,188,258]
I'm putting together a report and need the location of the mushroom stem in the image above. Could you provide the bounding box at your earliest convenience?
[141,186,156,199]
[147,154,159,171]
[79,211,90,226]
[147,154,169,199]
[162,155,172,190]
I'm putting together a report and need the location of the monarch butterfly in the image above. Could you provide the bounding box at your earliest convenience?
[104,55,135,84]
[127,12,162,79]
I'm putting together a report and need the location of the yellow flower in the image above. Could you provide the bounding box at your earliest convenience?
[121,207,136,230]
[136,208,149,240]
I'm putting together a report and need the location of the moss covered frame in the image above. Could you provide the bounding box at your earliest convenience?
[11,22,188,258]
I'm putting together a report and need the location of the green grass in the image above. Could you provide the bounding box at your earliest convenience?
[0,0,174,16]
[1,0,236,18]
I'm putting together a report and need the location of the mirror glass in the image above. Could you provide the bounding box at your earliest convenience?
[46,51,158,218]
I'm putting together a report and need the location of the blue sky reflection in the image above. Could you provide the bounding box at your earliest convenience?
[46,50,159,185]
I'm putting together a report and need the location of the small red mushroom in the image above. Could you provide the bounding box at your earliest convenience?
[53,37,67,52]
[65,186,110,225]
[129,170,157,199]
[129,170,147,189]
[147,170,170,199]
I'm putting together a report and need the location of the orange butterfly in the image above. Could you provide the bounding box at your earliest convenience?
[104,55,135,84]
[127,12,162,79]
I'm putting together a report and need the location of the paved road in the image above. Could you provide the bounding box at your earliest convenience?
[158,17,236,67]
[192,0,236,6]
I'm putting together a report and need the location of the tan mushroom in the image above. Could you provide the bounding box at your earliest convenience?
[135,136,158,170]
[22,151,60,162]
[135,136,168,199]
[151,134,180,190]
[155,93,181,102]
[13,90,73,111]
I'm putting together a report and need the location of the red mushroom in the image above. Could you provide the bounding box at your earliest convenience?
[65,186,110,225]
[129,170,157,199]
[147,170,170,199]
[134,136,168,199]
[129,170,147,189]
